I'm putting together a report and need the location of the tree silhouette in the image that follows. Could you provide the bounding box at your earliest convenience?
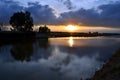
[39,25,50,33]
[0,23,3,31]
[9,11,33,32]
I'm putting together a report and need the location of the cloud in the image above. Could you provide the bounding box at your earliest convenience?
[25,2,58,25]
[59,2,120,28]
[0,0,23,24]
[57,0,75,10]
[0,1,59,25]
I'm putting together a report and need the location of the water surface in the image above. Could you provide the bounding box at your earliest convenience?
[0,37,120,80]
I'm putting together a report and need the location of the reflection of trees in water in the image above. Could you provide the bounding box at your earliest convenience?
[10,38,49,62]
[0,38,50,61]
[11,41,33,62]
[38,38,49,49]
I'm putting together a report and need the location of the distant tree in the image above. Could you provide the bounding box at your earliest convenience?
[9,11,33,32]
[0,23,3,31]
[39,25,50,33]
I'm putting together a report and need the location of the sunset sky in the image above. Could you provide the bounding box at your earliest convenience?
[0,0,120,33]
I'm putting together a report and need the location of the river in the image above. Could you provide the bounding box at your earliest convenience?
[0,36,120,80]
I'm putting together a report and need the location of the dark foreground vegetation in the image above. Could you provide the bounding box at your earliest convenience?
[89,48,120,80]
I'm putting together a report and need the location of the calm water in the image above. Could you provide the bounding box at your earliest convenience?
[0,37,120,80]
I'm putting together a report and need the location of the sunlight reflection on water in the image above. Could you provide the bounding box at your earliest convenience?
[68,37,74,47]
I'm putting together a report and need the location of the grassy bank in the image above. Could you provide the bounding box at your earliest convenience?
[90,48,120,80]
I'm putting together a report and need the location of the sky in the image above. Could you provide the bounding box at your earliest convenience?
[0,0,120,32]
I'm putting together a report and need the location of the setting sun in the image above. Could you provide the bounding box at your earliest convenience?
[66,25,77,32]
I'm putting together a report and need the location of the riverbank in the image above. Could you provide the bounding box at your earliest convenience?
[0,31,50,39]
[0,31,36,39]
[90,48,120,80]
[0,31,119,39]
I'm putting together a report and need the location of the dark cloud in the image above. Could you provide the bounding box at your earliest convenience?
[0,0,23,24]
[60,2,120,28]
[26,2,58,25]
[59,8,101,26]
[57,0,74,10]
[0,1,58,25]
[98,3,120,27]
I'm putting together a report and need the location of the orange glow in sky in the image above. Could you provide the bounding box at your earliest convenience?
[65,25,77,32]
[34,25,120,33]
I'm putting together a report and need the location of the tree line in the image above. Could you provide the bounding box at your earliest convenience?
[0,11,50,33]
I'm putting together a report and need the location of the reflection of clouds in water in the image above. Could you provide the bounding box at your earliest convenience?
[38,47,103,80]
[0,46,103,80]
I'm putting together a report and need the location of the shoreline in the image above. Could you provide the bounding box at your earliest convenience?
[0,31,119,39]
[89,48,120,80]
